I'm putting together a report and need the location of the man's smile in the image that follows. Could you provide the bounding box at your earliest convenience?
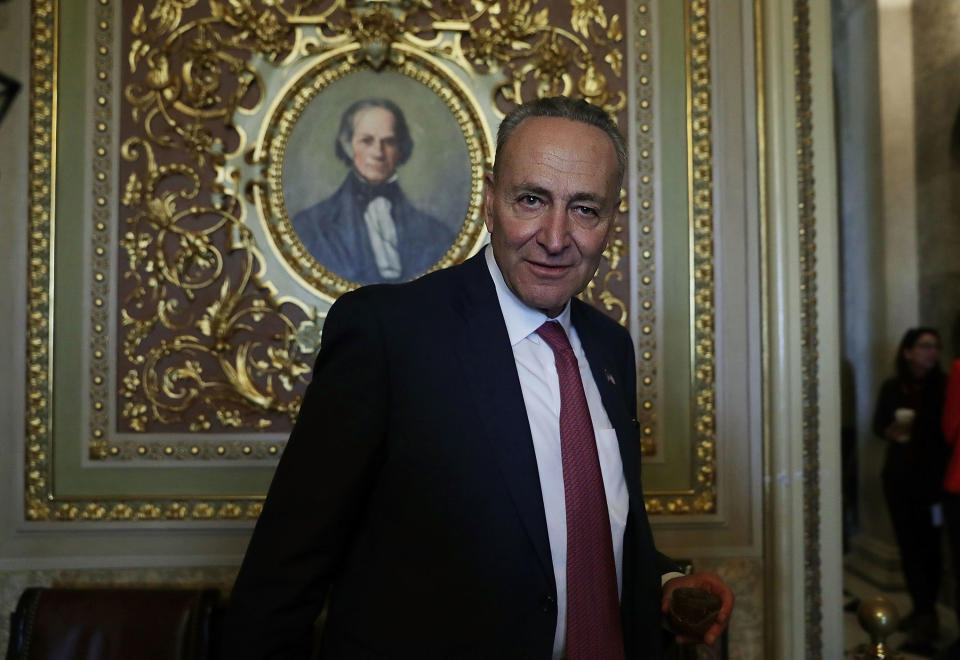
[525,260,574,278]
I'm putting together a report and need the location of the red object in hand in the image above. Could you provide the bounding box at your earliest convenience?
[668,587,723,638]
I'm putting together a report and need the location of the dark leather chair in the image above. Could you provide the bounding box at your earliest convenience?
[5,587,221,660]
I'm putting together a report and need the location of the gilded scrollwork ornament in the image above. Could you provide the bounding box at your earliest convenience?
[108,0,629,449]
[24,0,732,523]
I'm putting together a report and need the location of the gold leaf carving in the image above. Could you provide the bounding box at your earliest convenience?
[571,0,607,38]
[129,39,150,73]
[607,13,621,41]
[132,5,148,37]
[604,49,622,77]
[150,0,199,36]
[104,0,629,448]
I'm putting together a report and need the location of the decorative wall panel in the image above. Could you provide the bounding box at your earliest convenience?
[25,0,717,520]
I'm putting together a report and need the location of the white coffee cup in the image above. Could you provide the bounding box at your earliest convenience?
[894,408,916,425]
[893,408,915,443]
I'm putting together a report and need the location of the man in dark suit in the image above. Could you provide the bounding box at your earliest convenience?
[291,98,456,285]
[224,97,733,658]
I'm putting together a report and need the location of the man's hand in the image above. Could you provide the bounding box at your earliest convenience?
[661,572,734,646]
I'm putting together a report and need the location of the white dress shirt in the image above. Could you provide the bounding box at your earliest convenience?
[484,247,629,659]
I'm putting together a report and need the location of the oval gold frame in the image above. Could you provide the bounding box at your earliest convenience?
[256,44,492,301]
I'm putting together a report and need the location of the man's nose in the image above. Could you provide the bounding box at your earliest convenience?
[537,209,570,253]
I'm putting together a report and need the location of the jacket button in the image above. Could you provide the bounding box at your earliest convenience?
[542,595,557,613]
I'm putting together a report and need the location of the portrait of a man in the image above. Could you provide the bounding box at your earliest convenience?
[290,99,457,285]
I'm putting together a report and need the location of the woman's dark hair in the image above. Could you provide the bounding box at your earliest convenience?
[895,326,941,382]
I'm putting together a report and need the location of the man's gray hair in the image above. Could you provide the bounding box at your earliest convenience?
[493,96,627,187]
[335,98,414,167]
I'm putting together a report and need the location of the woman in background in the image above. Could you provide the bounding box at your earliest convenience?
[939,357,960,659]
[873,327,946,656]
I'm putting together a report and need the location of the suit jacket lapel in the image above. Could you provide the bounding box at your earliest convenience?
[571,303,641,505]
[451,253,554,584]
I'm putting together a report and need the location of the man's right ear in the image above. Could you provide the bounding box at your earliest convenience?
[483,172,495,191]
[482,173,495,231]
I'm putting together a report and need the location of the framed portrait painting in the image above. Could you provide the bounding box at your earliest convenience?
[252,47,491,302]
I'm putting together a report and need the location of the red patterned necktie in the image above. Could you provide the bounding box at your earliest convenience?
[536,321,625,660]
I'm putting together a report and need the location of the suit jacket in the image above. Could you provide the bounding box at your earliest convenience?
[222,251,672,659]
[291,172,456,285]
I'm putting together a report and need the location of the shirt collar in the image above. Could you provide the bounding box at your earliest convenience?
[484,245,572,347]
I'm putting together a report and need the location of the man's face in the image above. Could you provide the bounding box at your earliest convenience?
[350,107,401,184]
[484,116,620,318]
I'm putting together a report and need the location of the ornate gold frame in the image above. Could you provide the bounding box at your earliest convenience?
[254,45,490,300]
[643,0,715,514]
[25,0,720,521]
[793,0,822,649]
[25,0,59,521]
